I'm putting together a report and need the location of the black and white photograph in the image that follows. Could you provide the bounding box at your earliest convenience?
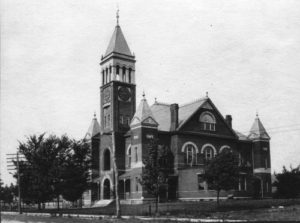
[1,0,300,222]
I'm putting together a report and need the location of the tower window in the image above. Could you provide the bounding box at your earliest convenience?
[106,68,109,83]
[135,147,138,162]
[102,70,105,85]
[104,116,107,127]
[120,115,124,124]
[116,65,120,81]
[107,114,110,127]
[103,149,111,171]
[122,67,126,82]
[128,68,132,83]
[135,177,139,192]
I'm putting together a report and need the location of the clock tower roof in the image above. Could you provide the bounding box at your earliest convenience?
[103,24,133,58]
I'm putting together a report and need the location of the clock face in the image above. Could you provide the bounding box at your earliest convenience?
[103,88,111,103]
[118,87,131,102]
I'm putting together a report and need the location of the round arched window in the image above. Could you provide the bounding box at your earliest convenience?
[199,112,216,131]
[183,143,198,166]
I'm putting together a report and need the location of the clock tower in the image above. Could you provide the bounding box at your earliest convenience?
[100,15,136,134]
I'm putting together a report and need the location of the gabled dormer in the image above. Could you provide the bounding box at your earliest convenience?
[176,97,238,139]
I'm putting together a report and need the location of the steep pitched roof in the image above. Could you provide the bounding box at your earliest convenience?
[235,130,249,141]
[151,102,171,131]
[131,97,158,126]
[84,114,100,140]
[178,98,207,129]
[248,115,270,140]
[104,25,132,58]
[150,98,207,132]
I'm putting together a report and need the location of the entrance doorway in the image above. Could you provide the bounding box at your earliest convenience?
[103,179,111,199]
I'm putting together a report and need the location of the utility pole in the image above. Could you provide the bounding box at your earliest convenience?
[17,153,22,214]
[6,153,25,214]
[111,132,121,218]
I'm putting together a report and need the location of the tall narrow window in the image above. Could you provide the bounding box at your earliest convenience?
[103,149,111,171]
[104,116,107,127]
[265,158,268,168]
[203,147,214,161]
[183,143,197,166]
[127,147,131,168]
[135,177,139,192]
[120,115,123,124]
[106,68,109,83]
[107,114,110,127]
[102,70,105,85]
[135,147,138,162]
[122,67,126,82]
[128,68,132,83]
[116,65,120,81]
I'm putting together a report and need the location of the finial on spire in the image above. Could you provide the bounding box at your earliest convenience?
[256,110,259,118]
[206,91,209,98]
[155,97,157,103]
[142,91,145,99]
[116,7,120,26]
[93,112,96,119]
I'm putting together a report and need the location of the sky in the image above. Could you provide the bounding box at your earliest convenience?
[1,0,300,185]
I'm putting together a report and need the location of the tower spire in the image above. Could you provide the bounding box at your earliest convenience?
[116,8,119,26]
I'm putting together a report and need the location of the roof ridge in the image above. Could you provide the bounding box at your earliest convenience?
[180,97,207,108]
[153,101,171,106]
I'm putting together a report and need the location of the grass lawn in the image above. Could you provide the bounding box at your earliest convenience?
[2,205,300,222]
[20,198,300,217]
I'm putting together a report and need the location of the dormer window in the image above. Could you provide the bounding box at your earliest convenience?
[199,112,216,131]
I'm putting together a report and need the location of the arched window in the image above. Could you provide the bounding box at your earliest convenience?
[199,112,216,131]
[182,143,198,166]
[128,68,132,83]
[103,149,111,170]
[122,67,126,82]
[201,144,217,161]
[116,65,120,81]
[219,145,231,154]
[204,147,214,160]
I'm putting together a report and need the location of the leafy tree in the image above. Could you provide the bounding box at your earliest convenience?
[0,184,16,208]
[16,133,91,209]
[203,150,239,205]
[274,165,300,198]
[17,134,60,208]
[140,140,174,214]
[60,139,91,203]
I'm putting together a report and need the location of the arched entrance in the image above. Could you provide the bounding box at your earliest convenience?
[103,179,111,199]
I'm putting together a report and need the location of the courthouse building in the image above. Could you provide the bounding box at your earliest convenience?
[84,15,272,205]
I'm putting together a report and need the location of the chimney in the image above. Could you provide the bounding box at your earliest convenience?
[225,115,232,128]
[170,103,179,131]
